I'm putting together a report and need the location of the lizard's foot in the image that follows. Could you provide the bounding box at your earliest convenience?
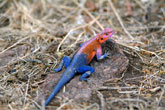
[80,71,92,81]
[54,68,61,72]
[80,77,92,84]
[80,77,88,81]
[54,56,71,72]
[104,52,110,57]
[78,65,94,82]
[87,79,92,84]
[97,53,109,60]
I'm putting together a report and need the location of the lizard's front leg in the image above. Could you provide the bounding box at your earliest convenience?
[54,56,71,72]
[96,45,109,60]
[77,65,95,81]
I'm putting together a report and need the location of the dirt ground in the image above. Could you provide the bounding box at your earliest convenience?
[0,0,164,110]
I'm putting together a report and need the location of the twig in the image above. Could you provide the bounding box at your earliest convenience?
[142,71,159,83]
[158,87,165,106]
[56,15,100,52]
[116,41,156,56]
[118,90,138,94]
[129,64,142,72]
[122,98,147,107]
[29,99,42,110]
[73,0,104,30]
[125,0,133,16]
[8,104,14,110]
[86,103,100,110]
[23,79,30,110]
[68,31,85,48]
[110,98,147,107]
[56,99,73,110]
[138,71,160,96]
[0,36,30,55]
[28,67,41,78]
[108,0,134,40]
[31,80,45,86]
[97,86,137,91]
[134,0,146,11]
[41,0,46,11]
[0,0,8,8]
[127,25,165,31]
[125,76,145,81]
[97,91,105,110]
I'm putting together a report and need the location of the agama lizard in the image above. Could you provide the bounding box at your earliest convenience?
[44,28,114,106]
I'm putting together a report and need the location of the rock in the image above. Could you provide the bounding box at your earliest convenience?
[38,39,129,105]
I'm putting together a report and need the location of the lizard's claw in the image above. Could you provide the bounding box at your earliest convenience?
[80,78,92,84]
[104,52,110,57]
[87,79,92,84]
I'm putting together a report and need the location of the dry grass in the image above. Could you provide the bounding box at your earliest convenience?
[0,0,164,110]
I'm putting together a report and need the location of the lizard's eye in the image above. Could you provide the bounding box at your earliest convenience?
[101,38,103,40]
[105,33,108,35]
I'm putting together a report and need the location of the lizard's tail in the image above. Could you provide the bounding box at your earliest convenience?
[44,71,75,106]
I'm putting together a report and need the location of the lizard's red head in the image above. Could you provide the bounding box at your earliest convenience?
[97,28,114,44]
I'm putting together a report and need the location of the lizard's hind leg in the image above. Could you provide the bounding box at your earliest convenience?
[77,65,95,81]
[54,56,71,72]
